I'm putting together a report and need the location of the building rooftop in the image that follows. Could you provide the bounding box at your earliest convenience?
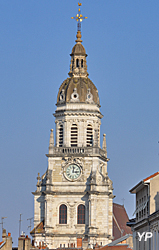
[129,171,159,194]
[113,203,132,241]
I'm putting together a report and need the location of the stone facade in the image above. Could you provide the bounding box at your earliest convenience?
[31,28,114,249]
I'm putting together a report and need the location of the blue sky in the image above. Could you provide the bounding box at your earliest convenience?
[0,0,159,246]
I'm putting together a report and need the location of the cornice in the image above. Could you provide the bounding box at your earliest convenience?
[87,191,110,195]
[133,218,148,230]
[54,110,103,118]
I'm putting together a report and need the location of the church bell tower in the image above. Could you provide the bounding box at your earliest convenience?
[31,3,114,249]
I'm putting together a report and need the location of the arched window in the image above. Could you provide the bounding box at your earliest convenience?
[59,125,63,147]
[71,124,78,147]
[86,124,93,147]
[59,204,67,224]
[81,59,83,68]
[77,204,85,224]
[76,59,79,67]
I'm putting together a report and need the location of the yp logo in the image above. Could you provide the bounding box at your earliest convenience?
[137,232,153,241]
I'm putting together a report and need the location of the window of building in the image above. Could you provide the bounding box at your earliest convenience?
[147,201,149,215]
[136,212,138,220]
[76,59,79,67]
[59,204,67,224]
[81,59,83,68]
[71,124,78,147]
[86,124,93,147]
[77,204,85,224]
[59,125,63,147]
[144,208,146,216]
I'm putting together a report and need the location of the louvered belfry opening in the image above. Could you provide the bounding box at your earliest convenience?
[59,125,63,147]
[87,124,93,147]
[71,124,78,147]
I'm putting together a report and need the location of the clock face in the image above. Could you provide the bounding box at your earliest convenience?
[66,164,81,180]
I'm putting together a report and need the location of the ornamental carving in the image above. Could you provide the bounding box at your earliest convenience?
[86,88,94,103]
[70,88,79,102]
[59,89,65,102]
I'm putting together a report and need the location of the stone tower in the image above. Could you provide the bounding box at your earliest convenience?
[31,4,114,249]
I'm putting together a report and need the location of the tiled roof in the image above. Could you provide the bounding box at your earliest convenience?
[143,171,159,182]
[98,245,132,250]
[130,171,159,193]
[30,220,45,235]
[113,203,132,241]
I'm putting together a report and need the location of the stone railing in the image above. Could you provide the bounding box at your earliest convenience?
[49,146,107,159]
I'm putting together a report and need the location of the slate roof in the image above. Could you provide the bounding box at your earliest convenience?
[113,203,132,241]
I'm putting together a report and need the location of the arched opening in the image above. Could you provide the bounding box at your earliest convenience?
[71,124,78,147]
[86,124,93,147]
[76,59,79,68]
[77,204,85,224]
[59,125,63,147]
[59,204,67,224]
[81,59,83,68]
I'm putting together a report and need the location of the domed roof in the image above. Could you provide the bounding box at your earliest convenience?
[70,31,87,56]
[71,43,86,56]
[57,77,100,106]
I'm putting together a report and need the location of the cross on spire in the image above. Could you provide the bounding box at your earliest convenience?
[71,2,87,32]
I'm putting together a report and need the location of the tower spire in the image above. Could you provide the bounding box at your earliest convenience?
[71,2,87,32]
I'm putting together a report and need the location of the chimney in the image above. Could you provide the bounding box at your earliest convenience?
[18,235,31,250]
[2,229,7,239]
[3,231,12,250]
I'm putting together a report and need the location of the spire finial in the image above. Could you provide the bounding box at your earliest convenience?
[102,134,107,157]
[71,2,87,34]
[49,129,54,154]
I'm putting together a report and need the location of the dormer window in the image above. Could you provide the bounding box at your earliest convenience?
[81,59,83,68]
[76,59,79,68]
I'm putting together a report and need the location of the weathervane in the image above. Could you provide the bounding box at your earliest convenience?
[71,2,87,32]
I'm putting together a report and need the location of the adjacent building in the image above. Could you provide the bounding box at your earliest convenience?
[128,171,159,250]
